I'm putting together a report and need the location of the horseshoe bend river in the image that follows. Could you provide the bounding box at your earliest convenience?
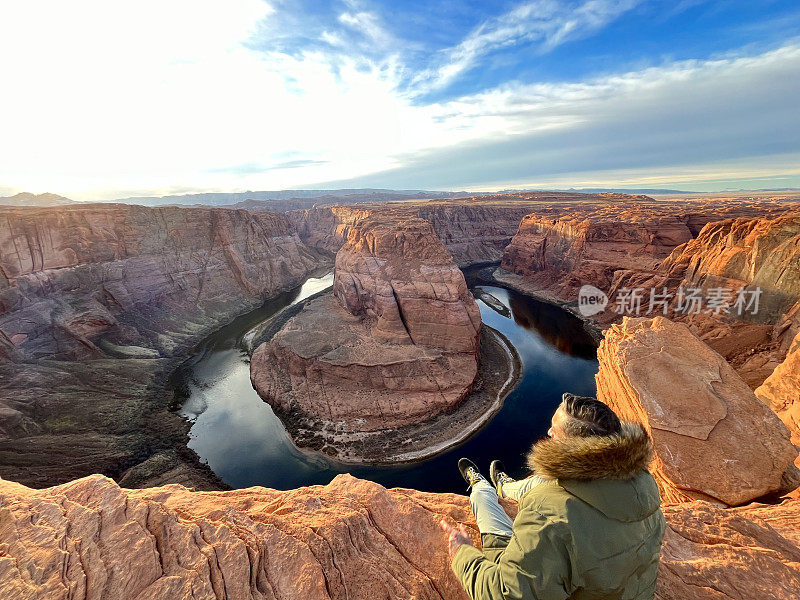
[172,269,599,494]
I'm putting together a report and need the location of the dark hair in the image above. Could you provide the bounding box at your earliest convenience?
[559,393,621,437]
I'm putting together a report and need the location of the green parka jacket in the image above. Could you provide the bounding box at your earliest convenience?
[452,422,666,600]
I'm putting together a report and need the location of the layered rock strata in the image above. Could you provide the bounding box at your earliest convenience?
[251,217,482,445]
[0,204,320,360]
[609,214,800,387]
[499,207,800,388]
[1,473,799,600]
[412,204,539,266]
[595,316,798,505]
[500,210,693,299]
[498,202,800,312]
[290,192,657,269]
[646,214,800,323]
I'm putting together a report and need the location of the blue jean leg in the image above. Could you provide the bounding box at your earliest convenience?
[469,479,514,537]
[499,475,548,500]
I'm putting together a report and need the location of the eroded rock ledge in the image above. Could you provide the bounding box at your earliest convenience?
[1,473,798,600]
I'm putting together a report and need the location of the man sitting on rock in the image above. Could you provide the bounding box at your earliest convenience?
[440,393,665,600]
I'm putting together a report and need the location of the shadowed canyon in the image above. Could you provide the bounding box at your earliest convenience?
[2,191,800,599]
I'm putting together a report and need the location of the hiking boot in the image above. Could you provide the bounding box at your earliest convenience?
[490,460,515,498]
[457,458,484,489]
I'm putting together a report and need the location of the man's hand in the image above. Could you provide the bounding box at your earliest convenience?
[439,519,473,559]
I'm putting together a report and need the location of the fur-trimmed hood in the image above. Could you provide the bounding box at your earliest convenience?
[527,421,653,481]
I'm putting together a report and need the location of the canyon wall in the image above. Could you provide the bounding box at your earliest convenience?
[650,214,800,323]
[291,198,597,268]
[0,204,321,360]
[411,204,537,266]
[611,213,800,386]
[288,205,371,256]
[500,209,693,300]
[251,216,482,448]
[498,205,800,387]
[1,473,798,600]
[498,201,800,310]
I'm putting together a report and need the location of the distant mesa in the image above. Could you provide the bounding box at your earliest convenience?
[111,188,474,208]
[0,192,76,206]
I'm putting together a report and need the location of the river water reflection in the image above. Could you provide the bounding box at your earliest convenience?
[174,271,598,493]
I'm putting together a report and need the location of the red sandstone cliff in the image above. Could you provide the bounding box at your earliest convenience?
[0,203,324,489]
[290,194,657,270]
[650,214,800,324]
[290,203,536,268]
[498,206,800,387]
[608,213,800,386]
[500,210,692,298]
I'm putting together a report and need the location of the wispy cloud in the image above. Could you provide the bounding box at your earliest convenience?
[414,0,643,92]
[248,0,642,96]
[315,43,800,190]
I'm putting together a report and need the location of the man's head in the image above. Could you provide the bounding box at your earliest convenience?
[547,393,622,439]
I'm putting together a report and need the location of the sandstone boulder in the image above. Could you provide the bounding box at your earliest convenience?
[596,316,798,505]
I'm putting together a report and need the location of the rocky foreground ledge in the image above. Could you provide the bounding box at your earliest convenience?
[1,473,798,600]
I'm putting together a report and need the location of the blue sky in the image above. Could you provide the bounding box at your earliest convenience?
[1,0,799,199]
[254,0,800,101]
